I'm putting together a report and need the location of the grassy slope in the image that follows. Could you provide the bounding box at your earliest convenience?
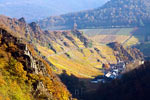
[81,28,136,46]
[81,27,150,47]
[81,27,150,57]
[81,28,133,36]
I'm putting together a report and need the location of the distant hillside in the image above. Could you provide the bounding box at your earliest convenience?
[0,0,108,22]
[37,0,150,30]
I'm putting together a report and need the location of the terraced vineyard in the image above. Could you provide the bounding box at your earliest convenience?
[81,27,150,57]
[37,41,117,78]
[81,28,134,36]
[81,28,145,45]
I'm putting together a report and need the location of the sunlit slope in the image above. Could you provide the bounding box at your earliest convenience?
[37,38,117,78]
[0,15,143,78]
[34,30,117,78]
[0,28,74,100]
[37,33,142,78]
[81,28,142,47]
[81,27,150,57]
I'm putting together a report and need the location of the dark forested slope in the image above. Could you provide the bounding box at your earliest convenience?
[84,61,150,100]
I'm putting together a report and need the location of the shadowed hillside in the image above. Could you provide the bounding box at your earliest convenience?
[83,61,150,100]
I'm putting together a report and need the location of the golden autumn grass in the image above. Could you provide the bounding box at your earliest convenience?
[89,35,130,44]
[37,39,117,78]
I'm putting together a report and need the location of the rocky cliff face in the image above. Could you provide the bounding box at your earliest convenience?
[71,29,91,48]
[0,28,74,100]
[0,15,90,50]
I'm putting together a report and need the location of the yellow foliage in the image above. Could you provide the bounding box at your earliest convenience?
[1,44,8,50]
[0,75,6,86]
[0,27,73,100]
[124,36,139,47]
[0,59,7,69]
[0,96,3,100]
[14,62,27,80]
[5,97,10,100]
[37,37,118,78]
[89,35,130,44]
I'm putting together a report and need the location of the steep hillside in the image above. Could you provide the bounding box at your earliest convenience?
[0,15,143,78]
[0,28,74,100]
[37,0,150,30]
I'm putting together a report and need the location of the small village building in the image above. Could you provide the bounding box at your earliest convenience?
[91,79,99,83]
[105,72,111,78]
